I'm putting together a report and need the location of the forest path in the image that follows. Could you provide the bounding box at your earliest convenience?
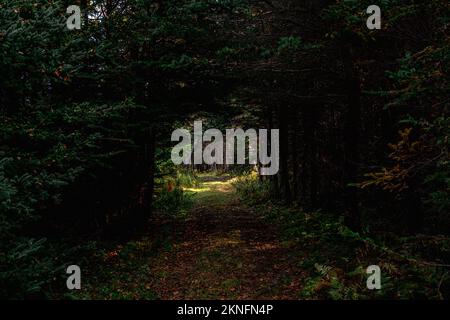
[78,174,305,300]
[144,175,305,299]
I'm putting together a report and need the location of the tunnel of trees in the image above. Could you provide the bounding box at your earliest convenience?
[0,0,449,299]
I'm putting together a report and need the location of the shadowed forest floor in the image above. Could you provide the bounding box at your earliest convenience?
[70,175,448,300]
[76,175,305,300]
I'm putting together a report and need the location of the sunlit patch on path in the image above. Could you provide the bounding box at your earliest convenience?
[183,175,237,207]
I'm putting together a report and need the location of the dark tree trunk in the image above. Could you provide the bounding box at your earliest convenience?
[267,106,280,198]
[278,104,292,203]
[291,107,300,200]
[302,103,319,209]
[341,40,362,230]
[136,126,155,224]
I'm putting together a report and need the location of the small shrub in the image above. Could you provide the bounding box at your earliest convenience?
[233,173,271,204]
[153,186,193,217]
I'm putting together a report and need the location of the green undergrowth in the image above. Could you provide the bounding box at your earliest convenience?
[153,169,199,217]
[234,175,450,300]
[68,237,160,300]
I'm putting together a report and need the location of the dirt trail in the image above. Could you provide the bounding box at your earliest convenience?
[146,175,304,299]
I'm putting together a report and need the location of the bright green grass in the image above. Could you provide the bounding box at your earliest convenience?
[184,175,237,207]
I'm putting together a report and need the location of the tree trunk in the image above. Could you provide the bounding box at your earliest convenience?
[278,104,292,203]
[341,40,362,230]
[267,106,280,198]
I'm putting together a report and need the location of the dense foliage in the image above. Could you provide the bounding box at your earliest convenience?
[0,0,448,299]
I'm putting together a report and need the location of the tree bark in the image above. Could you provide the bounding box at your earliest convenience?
[341,40,362,230]
[278,104,292,203]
